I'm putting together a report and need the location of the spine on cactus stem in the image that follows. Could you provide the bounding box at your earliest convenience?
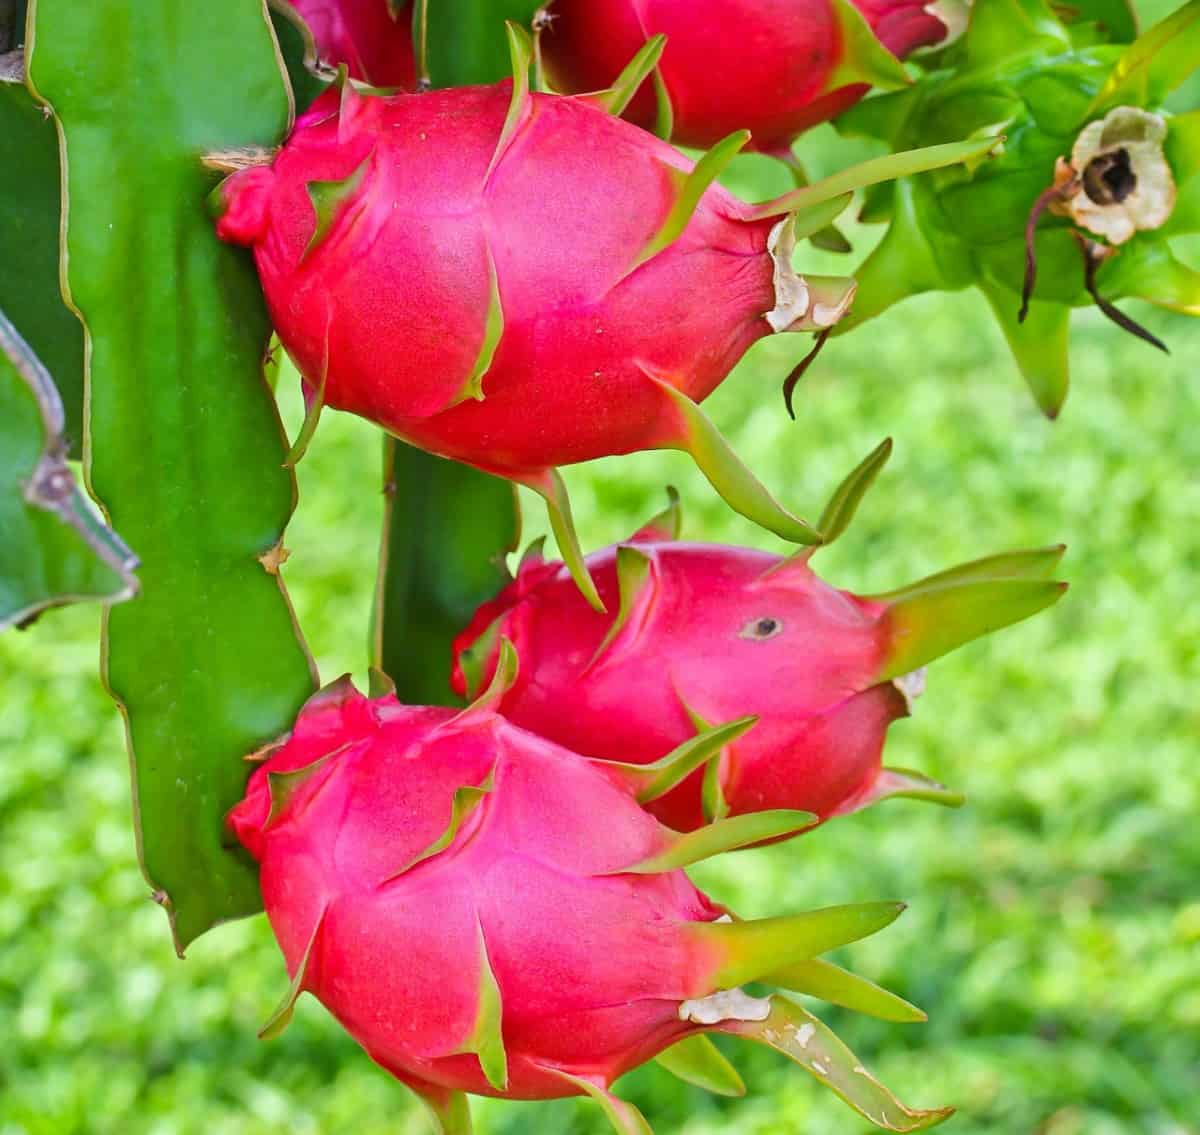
[450,441,1067,834]
[209,23,1001,608]
[228,672,953,1132]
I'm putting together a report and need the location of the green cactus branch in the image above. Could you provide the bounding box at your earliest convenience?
[26,0,316,953]
[0,57,85,454]
[0,308,137,631]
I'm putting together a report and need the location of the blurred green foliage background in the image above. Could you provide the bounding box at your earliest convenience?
[3,34,1200,1135]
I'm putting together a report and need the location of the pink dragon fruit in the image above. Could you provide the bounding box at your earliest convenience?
[212,28,994,605]
[539,0,952,154]
[289,0,416,89]
[228,667,953,1132]
[452,442,1067,832]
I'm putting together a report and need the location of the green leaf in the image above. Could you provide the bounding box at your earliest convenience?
[691,903,906,988]
[303,153,372,261]
[651,69,674,141]
[612,810,817,874]
[977,277,1072,416]
[452,924,509,1092]
[408,1083,474,1135]
[582,34,666,117]
[859,767,967,810]
[628,485,682,543]
[869,545,1066,601]
[965,0,1070,67]
[0,309,137,630]
[823,0,913,93]
[487,21,534,176]
[720,997,954,1130]
[458,245,505,402]
[26,0,317,953]
[835,86,921,147]
[835,178,959,333]
[596,716,758,804]
[633,130,751,268]
[0,71,85,455]
[817,437,892,544]
[745,137,1002,222]
[785,193,856,244]
[1089,0,1200,112]
[373,440,520,706]
[654,1035,746,1097]
[386,776,493,881]
[648,375,822,545]
[264,748,341,830]
[587,544,655,666]
[510,465,604,611]
[259,908,325,1040]
[879,578,1069,682]
[538,1069,655,1135]
[765,957,928,1023]
[455,636,519,718]
[1066,0,1138,43]
[1099,238,1200,312]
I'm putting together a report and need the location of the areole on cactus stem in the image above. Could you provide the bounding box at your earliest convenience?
[452,440,1067,832]
[211,22,999,609]
[536,0,953,155]
[228,664,953,1134]
[830,0,1200,416]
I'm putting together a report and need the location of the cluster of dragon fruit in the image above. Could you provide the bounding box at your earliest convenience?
[213,0,1197,1130]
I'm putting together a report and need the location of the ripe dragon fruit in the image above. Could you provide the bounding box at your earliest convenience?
[212,24,996,605]
[829,0,1200,415]
[452,441,1067,832]
[288,0,416,89]
[228,668,953,1133]
[538,0,953,155]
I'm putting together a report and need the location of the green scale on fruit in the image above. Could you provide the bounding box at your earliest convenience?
[831,0,1200,415]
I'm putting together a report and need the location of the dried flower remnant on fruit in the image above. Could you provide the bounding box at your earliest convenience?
[1066,107,1176,245]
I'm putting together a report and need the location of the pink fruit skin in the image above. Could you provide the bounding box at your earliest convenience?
[541,0,949,152]
[451,538,907,832]
[291,0,416,89]
[227,682,731,1100]
[214,81,791,478]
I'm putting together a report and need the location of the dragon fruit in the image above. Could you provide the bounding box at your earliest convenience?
[452,442,1067,832]
[288,0,416,89]
[212,25,995,605]
[830,0,1200,414]
[228,667,953,1132]
[538,0,952,154]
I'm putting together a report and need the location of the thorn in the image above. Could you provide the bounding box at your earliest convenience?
[782,328,833,419]
[1078,236,1169,352]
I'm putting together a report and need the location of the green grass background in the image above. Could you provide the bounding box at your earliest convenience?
[3,66,1200,1135]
